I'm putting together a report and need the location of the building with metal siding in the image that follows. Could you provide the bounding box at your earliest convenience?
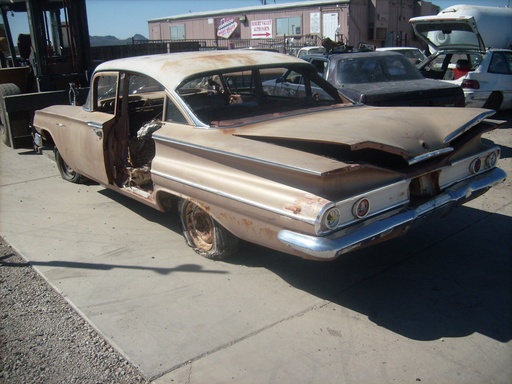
[147,0,440,50]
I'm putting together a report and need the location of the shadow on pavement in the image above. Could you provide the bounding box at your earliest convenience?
[230,206,512,343]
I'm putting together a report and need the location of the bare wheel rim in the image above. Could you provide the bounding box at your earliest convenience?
[185,204,214,251]
[58,154,76,178]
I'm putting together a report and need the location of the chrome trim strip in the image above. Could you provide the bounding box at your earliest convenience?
[152,135,325,175]
[278,167,507,259]
[407,147,454,165]
[443,110,495,143]
[150,169,317,225]
[87,121,103,129]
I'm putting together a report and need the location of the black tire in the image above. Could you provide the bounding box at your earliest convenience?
[178,199,239,260]
[483,91,503,111]
[54,148,86,184]
[0,83,21,147]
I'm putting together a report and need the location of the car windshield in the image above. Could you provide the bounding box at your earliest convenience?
[177,65,347,127]
[336,55,424,84]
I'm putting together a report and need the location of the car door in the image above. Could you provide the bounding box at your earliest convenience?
[66,71,121,185]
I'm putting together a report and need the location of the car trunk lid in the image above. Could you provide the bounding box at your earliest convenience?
[234,106,494,163]
[409,15,486,52]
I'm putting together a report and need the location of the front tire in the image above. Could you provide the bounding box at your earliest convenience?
[55,148,86,184]
[178,200,239,260]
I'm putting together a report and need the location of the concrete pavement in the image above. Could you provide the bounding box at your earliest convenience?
[1,111,511,383]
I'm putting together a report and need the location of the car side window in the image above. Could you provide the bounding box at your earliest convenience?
[489,52,511,74]
[165,97,188,124]
[94,74,118,114]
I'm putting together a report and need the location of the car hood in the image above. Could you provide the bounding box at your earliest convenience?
[235,106,493,164]
[409,15,485,52]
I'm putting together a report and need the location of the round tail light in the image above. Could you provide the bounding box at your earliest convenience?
[470,158,482,174]
[486,152,497,168]
[352,198,370,219]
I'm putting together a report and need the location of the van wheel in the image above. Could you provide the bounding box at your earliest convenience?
[0,83,21,147]
[483,92,502,111]
[178,200,239,260]
[55,148,86,184]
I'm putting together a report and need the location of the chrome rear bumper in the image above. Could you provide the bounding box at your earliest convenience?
[278,167,507,260]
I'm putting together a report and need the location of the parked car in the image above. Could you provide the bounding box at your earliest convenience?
[296,46,324,58]
[459,49,512,110]
[417,49,512,110]
[411,11,512,110]
[32,50,506,261]
[286,51,465,107]
[376,47,428,64]
[417,48,512,110]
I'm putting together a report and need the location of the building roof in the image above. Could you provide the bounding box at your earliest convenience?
[93,50,307,90]
[148,0,349,22]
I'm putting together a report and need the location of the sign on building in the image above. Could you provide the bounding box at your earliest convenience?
[310,12,320,34]
[251,19,273,39]
[216,17,240,39]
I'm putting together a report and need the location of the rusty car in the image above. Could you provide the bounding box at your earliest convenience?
[32,50,506,261]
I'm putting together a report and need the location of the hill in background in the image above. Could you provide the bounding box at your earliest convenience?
[89,34,148,47]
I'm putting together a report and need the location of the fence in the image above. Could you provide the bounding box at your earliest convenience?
[132,35,323,55]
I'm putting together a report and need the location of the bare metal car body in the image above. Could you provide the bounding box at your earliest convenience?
[33,51,506,261]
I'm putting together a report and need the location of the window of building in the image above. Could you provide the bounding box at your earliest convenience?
[276,17,301,35]
[170,25,185,40]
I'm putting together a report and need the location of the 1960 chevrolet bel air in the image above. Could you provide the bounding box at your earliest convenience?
[33,50,506,261]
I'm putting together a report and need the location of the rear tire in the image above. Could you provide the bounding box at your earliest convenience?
[0,83,21,147]
[483,92,502,111]
[55,147,86,184]
[178,199,239,260]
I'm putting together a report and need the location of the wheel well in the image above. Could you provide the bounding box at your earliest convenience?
[39,129,56,147]
[155,191,180,212]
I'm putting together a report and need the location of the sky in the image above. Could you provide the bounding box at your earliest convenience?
[5,0,511,41]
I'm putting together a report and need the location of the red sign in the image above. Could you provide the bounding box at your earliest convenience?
[217,17,239,39]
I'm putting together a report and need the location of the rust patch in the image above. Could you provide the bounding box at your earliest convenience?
[260,227,277,240]
[284,203,301,214]
[285,194,329,216]
[240,218,253,228]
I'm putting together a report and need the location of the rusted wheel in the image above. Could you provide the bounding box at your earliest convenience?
[178,200,238,260]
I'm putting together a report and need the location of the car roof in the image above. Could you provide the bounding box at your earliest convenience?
[93,50,306,90]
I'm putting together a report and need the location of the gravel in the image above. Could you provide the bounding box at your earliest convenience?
[0,236,150,384]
